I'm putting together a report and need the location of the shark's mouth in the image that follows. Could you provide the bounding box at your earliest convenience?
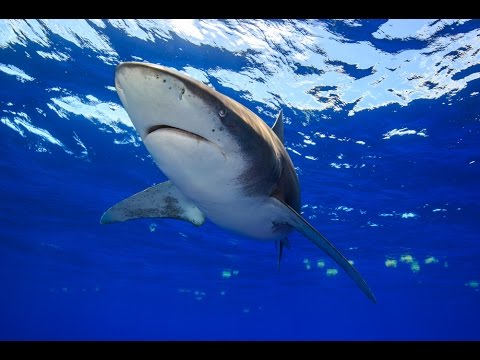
[146,125,210,143]
[146,124,227,158]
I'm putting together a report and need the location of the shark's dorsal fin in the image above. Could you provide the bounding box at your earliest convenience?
[270,197,376,303]
[272,109,284,143]
[101,181,205,226]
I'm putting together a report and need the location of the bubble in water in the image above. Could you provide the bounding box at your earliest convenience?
[424,256,438,265]
[326,268,338,276]
[400,254,414,264]
[385,259,397,268]
[410,262,420,273]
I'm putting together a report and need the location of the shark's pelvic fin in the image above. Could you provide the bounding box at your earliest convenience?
[100,181,205,226]
[271,198,376,303]
[276,237,291,271]
[272,109,284,143]
[276,239,284,272]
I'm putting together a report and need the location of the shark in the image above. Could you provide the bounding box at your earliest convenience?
[101,62,376,303]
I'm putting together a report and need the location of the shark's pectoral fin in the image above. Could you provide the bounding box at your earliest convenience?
[271,198,376,303]
[100,181,205,227]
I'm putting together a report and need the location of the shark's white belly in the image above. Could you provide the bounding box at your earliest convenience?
[196,197,283,240]
[144,127,282,241]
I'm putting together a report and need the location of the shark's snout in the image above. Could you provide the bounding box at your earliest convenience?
[113,61,230,150]
[114,62,196,139]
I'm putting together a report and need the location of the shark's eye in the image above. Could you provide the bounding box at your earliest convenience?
[219,108,228,118]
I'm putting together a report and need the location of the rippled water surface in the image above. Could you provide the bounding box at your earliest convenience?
[1,19,479,340]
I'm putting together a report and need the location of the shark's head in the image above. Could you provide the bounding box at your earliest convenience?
[115,62,287,203]
[115,62,240,146]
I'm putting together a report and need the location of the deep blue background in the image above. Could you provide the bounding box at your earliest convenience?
[1,19,479,340]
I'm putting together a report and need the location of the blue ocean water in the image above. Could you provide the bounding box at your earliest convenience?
[1,19,479,340]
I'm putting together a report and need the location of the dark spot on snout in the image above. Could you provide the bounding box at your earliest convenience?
[163,79,166,83]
